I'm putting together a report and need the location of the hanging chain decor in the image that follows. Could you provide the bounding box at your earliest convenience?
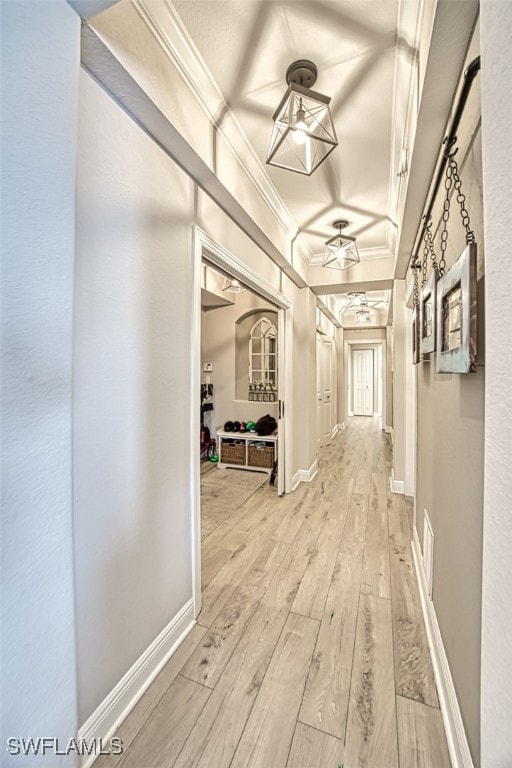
[423,215,439,274]
[421,226,428,288]
[413,262,420,309]
[438,137,476,276]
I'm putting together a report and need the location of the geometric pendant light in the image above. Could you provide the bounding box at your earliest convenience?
[322,220,360,271]
[355,308,372,324]
[222,277,246,294]
[266,60,338,176]
[346,292,368,308]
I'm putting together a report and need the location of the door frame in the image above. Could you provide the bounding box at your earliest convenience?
[344,338,387,425]
[353,347,375,416]
[192,226,292,617]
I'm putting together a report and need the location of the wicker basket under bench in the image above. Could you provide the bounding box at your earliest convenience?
[217,430,277,474]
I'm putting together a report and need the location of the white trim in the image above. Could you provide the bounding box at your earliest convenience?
[412,530,474,768]
[298,460,319,484]
[385,425,393,438]
[193,226,293,599]
[338,422,346,431]
[80,25,306,290]
[78,601,195,767]
[197,228,291,311]
[291,471,301,492]
[132,0,313,263]
[390,469,405,494]
[331,424,339,439]
[191,227,202,617]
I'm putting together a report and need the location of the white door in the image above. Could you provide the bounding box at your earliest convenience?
[322,339,333,444]
[317,336,333,446]
[316,335,322,449]
[353,349,374,416]
[277,308,285,496]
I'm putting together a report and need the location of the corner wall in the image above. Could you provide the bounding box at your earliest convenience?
[480,2,512,765]
[1,2,80,762]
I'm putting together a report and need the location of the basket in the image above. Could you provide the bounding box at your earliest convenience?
[248,444,274,469]
[220,442,246,465]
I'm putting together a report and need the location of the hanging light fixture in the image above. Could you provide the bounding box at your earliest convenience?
[266,60,338,176]
[222,277,246,294]
[322,220,360,271]
[355,308,372,325]
[346,292,368,308]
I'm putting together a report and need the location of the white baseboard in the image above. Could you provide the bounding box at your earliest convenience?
[298,460,318,484]
[79,599,195,767]
[384,425,393,438]
[390,469,404,494]
[291,470,301,491]
[411,531,474,768]
[331,424,339,439]
[337,422,345,431]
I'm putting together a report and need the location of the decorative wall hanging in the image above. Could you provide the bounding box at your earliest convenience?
[436,243,477,373]
[419,217,438,356]
[435,138,477,374]
[412,264,421,365]
[266,60,337,175]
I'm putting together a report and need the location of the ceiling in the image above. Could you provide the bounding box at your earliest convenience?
[171,0,401,263]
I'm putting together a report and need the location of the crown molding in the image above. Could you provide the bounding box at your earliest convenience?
[132,0,313,263]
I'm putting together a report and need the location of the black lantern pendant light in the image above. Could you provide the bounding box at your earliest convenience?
[322,220,360,271]
[266,60,338,176]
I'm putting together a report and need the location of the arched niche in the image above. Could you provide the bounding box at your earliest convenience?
[235,309,278,400]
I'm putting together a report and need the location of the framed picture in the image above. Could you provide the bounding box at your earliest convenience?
[420,270,438,355]
[412,304,420,365]
[436,243,477,373]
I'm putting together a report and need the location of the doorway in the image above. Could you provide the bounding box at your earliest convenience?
[353,348,374,416]
[316,334,335,447]
[192,227,292,616]
[345,339,386,423]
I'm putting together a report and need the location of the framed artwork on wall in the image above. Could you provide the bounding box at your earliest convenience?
[412,304,420,365]
[420,269,438,356]
[436,243,477,373]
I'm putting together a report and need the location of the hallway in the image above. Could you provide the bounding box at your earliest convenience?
[96,419,450,768]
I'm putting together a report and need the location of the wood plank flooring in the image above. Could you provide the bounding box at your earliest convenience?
[97,418,450,768]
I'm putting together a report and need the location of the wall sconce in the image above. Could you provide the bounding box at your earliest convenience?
[322,220,360,271]
[222,278,246,294]
[266,60,337,176]
[355,309,372,324]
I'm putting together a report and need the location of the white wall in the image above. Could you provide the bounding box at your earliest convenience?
[480,2,512,765]
[201,292,278,433]
[74,69,195,725]
[1,2,80,763]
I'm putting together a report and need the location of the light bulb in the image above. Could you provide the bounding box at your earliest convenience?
[292,108,307,145]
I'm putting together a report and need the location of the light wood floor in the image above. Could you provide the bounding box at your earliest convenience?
[96,418,450,768]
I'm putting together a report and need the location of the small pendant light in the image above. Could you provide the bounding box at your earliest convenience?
[322,220,360,271]
[266,60,338,176]
[222,278,246,294]
[355,309,372,325]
